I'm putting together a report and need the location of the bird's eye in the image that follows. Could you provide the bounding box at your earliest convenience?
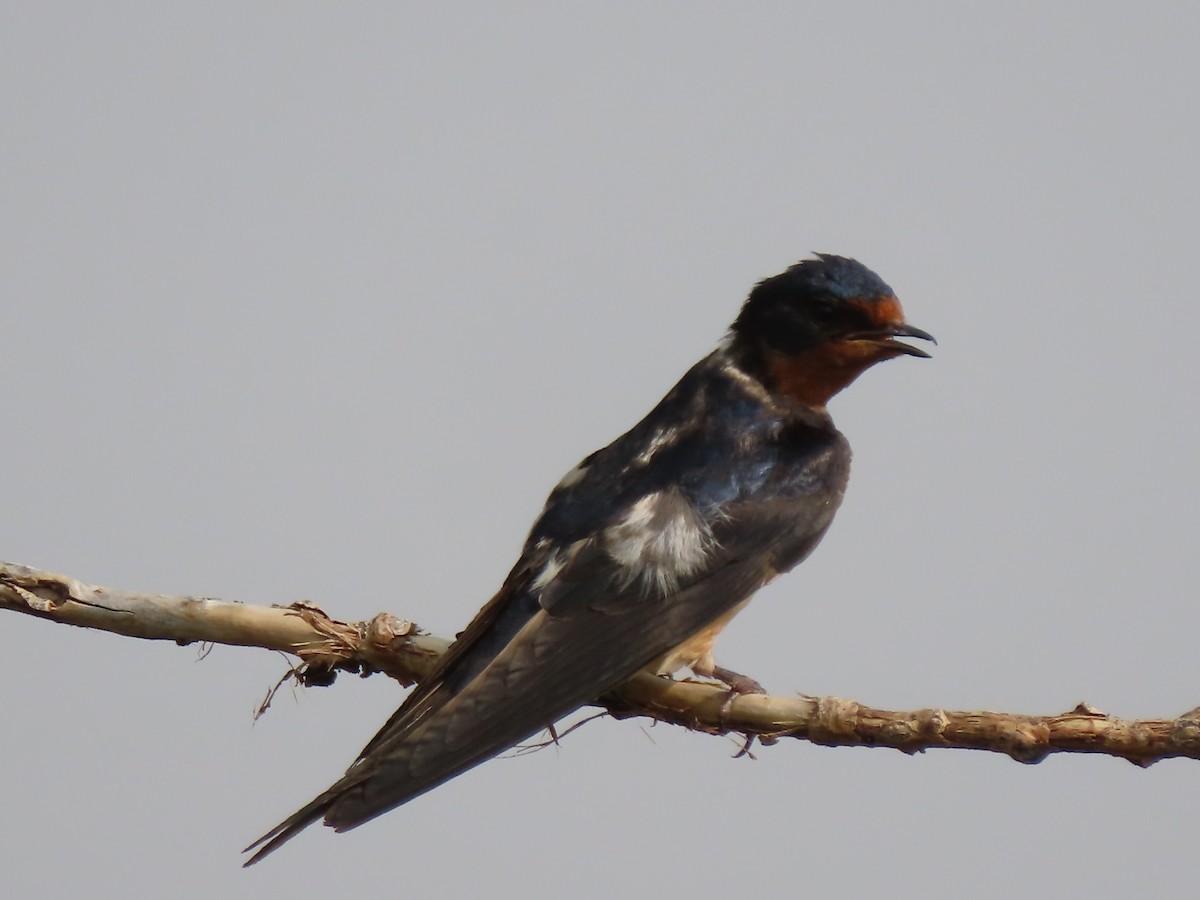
[812,300,839,323]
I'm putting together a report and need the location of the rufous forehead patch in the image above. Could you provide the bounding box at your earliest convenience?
[855,294,905,327]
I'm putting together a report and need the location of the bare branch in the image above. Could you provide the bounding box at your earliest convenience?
[0,561,448,687]
[4,560,1198,766]
[605,676,1200,766]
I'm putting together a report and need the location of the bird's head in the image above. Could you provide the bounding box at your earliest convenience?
[729,254,934,406]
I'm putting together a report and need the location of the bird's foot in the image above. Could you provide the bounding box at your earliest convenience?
[709,664,767,729]
[711,665,767,697]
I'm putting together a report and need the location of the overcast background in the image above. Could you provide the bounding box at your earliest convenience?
[4,3,1197,898]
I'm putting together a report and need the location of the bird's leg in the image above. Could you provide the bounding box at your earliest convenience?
[710,665,767,697]
[709,664,767,729]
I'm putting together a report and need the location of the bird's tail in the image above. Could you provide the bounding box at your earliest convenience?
[242,787,341,867]
[241,708,557,866]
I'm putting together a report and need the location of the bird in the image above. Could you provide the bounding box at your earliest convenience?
[243,253,933,865]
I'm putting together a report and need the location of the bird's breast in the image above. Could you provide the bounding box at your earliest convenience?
[650,597,752,678]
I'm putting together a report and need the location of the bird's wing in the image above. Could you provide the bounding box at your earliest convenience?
[244,469,841,864]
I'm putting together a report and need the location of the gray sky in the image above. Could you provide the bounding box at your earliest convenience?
[4,3,1198,897]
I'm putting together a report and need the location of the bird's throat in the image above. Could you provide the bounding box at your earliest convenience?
[767,342,899,407]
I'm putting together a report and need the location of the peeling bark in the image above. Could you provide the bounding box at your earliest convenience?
[4,560,1197,766]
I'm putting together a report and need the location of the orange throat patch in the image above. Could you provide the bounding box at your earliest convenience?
[768,340,902,407]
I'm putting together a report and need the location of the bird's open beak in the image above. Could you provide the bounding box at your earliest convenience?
[848,323,936,359]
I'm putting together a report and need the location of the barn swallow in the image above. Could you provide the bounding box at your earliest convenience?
[244,253,932,864]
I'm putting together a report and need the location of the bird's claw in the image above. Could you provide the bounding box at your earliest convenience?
[709,665,767,728]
